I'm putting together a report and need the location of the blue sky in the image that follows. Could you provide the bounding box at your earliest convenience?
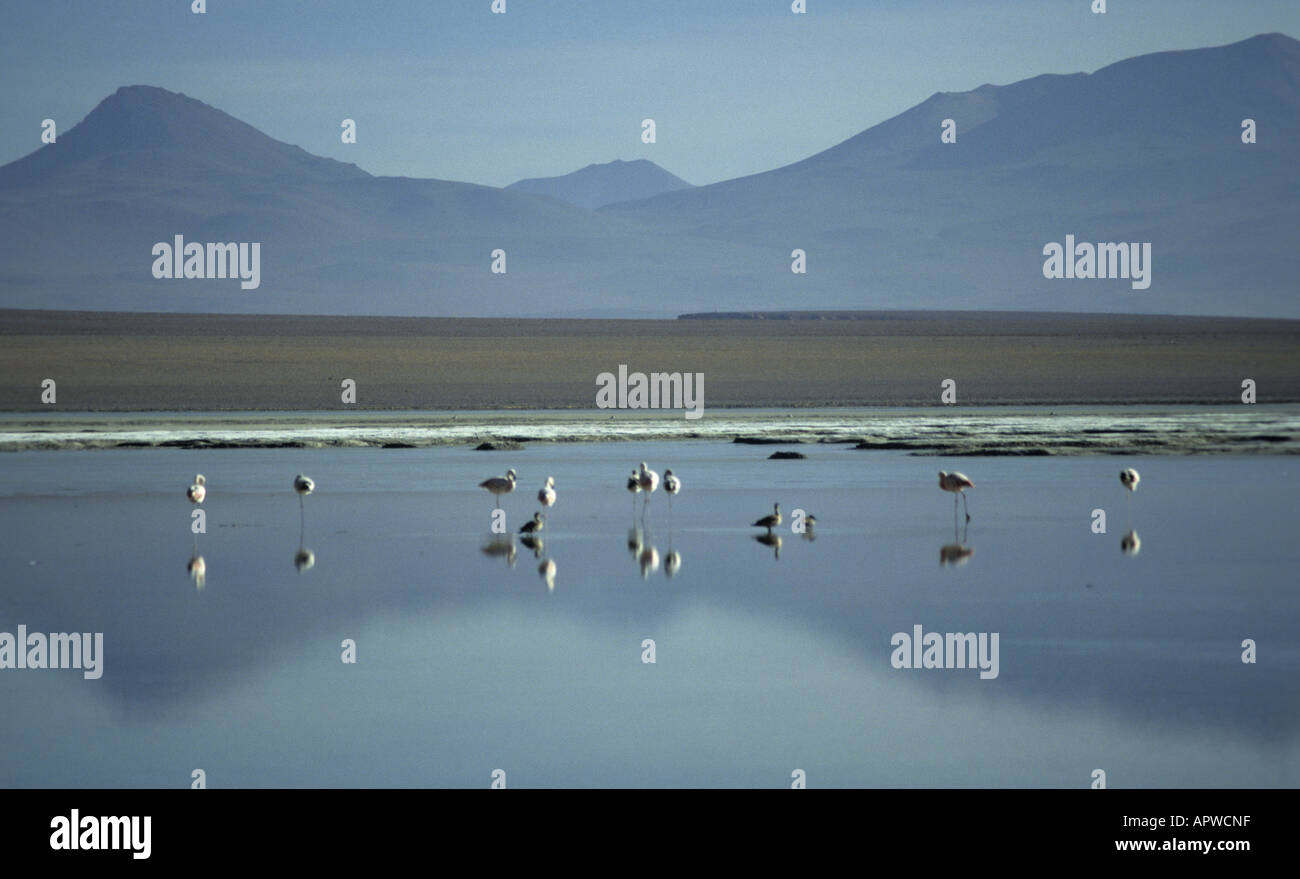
[3,0,1297,186]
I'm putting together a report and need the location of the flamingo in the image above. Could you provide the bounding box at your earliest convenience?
[626,469,642,514]
[293,473,314,534]
[519,512,545,535]
[537,476,556,509]
[663,470,680,511]
[752,503,781,533]
[1119,467,1141,530]
[939,471,973,522]
[638,462,660,516]
[187,474,206,505]
[479,468,517,511]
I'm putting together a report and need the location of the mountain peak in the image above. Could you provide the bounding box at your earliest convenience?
[507,158,693,210]
[0,84,368,187]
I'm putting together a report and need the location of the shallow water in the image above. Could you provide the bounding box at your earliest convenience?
[1,441,1297,787]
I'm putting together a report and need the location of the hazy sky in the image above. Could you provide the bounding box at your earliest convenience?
[2,0,1297,187]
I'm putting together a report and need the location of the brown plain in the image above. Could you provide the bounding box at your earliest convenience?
[1,309,1297,411]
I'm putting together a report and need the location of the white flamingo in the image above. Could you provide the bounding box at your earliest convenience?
[1120,468,1140,492]
[939,471,973,522]
[638,462,659,517]
[538,476,556,508]
[293,473,314,534]
[479,468,517,511]
[187,474,206,505]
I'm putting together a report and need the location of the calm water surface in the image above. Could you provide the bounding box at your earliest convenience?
[1,441,1296,787]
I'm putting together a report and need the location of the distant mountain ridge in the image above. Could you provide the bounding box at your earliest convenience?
[507,159,693,210]
[0,33,1297,318]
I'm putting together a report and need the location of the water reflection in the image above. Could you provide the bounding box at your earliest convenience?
[940,519,973,567]
[481,535,517,568]
[754,532,782,560]
[294,547,316,572]
[638,545,660,579]
[520,534,544,558]
[187,554,206,590]
[664,550,683,578]
[1121,529,1141,556]
[538,558,556,592]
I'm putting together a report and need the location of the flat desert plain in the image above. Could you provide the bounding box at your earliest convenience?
[1,309,1297,411]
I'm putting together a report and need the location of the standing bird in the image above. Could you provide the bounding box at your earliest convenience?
[637,462,660,517]
[519,512,545,535]
[939,471,974,522]
[626,469,642,515]
[1120,467,1140,530]
[752,503,782,533]
[187,474,206,505]
[663,470,680,510]
[479,468,517,511]
[537,476,556,509]
[294,473,315,540]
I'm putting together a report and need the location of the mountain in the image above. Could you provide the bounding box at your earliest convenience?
[506,159,693,210]
[0,34,1297,318]
[0,86,735,317]
[602,33,1300,317]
